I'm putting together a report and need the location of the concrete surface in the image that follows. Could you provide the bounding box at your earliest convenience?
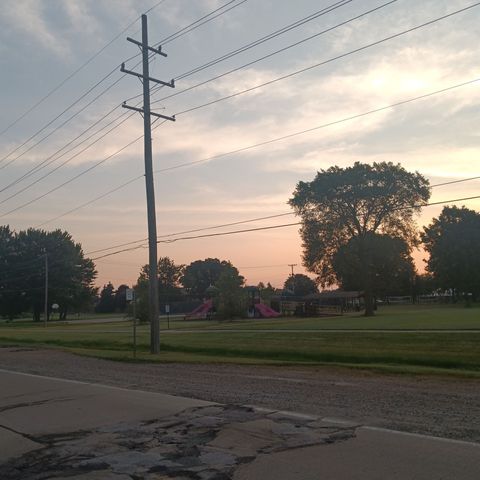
[234,427,480,480]
[1,368,479,479]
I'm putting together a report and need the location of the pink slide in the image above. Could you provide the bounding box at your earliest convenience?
[186,299,213,318]
[255,303,281,318]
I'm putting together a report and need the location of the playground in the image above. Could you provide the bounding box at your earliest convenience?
[184,290,281,320]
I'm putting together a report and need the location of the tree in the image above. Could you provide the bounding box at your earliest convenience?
[422,206,480,301]
[258,282,276,304]
[283,274,318,296]
[215,269,246,319]
[182,258,243,298]
[95,282,116,313]
[135,257,185,321]
[289,162,430,315]
[0,227,97,321]
[114,284,129,313]
[332,233,415,298]
[0,226,25,320]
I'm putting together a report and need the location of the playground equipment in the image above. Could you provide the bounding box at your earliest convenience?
[185,299,213,319]
[255,303,280,318]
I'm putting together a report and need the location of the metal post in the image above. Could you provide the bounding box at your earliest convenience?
[133,295,137,359]
[141,14,160,354]
[44,254,48,328]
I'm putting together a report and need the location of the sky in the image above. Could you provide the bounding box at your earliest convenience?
[0,0,479,289]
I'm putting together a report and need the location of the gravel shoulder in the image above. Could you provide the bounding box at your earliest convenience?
[1,346,479,443]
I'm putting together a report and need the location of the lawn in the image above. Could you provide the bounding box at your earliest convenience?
[0,305,479,376]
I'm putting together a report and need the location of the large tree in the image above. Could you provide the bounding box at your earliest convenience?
[283,274,318,296]
[182,258,244,298]
[289,162,430,315]
[422,206,480,300]
[0,227,97,321]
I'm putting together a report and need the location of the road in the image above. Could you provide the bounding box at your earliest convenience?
[1,346,479,442]
[1,356,480,479]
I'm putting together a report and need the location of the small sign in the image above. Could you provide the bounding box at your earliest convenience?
[165,304,170,314]
[126,289,134,301]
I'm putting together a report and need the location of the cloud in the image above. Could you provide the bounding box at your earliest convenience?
[1,0,71,58]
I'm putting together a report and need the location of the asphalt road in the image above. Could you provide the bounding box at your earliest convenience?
[2,368,480,479]
[0,346,479,443]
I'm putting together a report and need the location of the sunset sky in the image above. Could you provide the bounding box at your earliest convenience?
[0,0,479,289]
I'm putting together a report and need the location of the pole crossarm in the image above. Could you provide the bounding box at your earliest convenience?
[127,36,167,57]
[121,63,175,88]
[122,102,175,122]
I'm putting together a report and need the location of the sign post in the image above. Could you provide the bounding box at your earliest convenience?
[126,289,137,359]
[165,304,170,330]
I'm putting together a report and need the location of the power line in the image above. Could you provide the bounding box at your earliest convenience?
[35,176,145,230]
[169,1,480,115]
[0,0,169,141]
[0,0,362,198]
[87,194,480,261]
[0,104,126,197]
[160,0,248,46]
[0,1,250,199]
[0,66,121,169]
[9,0,475,206]
[0,110,134,206]
[156,79,480,174]
[175,0,356,81]
[0,133,144,219]
[431,176,480,188]
[152,0,399,105]
[34,76,480,228]
[86,194,480,261]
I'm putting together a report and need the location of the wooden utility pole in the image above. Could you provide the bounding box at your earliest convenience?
[288,264,297,277]
[44,253,48,328]
[121,14,175,354]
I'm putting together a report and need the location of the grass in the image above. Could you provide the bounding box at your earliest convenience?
[0,305,479,377]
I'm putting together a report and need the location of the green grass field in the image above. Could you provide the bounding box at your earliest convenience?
[1,305,479,376]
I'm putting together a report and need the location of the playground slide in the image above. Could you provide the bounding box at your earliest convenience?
[187,299,213,317]
[255,303,281,318]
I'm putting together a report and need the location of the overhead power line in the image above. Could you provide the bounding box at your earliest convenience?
[0,0,170,142]
[0,130,149,219]
[0,110,136,207]
[33,76,480,227]
[175,0,356,81]
[156,79,480,174]
[151,0,399,105]
[125,0,356,104]
[159,0,248,46]
[169,1,480,115]
[88,194,480,261]
[87,190,480,258]
[0,0,388,200]
[0,1,251,201]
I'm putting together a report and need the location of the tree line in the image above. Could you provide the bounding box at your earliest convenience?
[1,162,478,320]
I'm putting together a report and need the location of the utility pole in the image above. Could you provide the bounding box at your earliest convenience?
[121,14,175,354]
[44,253,48,328]
[288,264,297,277]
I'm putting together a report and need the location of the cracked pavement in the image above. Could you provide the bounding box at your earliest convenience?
[1,349,480,479]
[1,404,356,479]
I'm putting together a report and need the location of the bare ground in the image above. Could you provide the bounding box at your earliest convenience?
[1,347,479,443]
